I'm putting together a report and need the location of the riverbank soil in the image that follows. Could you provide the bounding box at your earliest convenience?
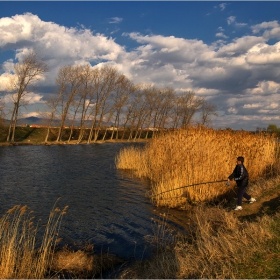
[235,184,280,219]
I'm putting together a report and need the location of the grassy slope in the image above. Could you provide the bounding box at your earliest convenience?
[0,127,48,144]
[234,184,280,278]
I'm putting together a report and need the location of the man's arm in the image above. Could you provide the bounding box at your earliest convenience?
[233,165,245,181]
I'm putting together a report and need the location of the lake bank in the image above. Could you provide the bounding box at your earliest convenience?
[0,126,155,146]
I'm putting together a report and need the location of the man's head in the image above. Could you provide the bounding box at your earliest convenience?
[237,156,244,164]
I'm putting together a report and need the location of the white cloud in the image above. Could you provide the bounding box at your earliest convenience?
[251,21,280,40]
[216,32,228,39]
[219,3,228,11]
[109,17,123,24]
[252,20,279,33]
[22,111,41,118]
[0,73,14,91]
[235,22,247,28]
[0,13,124,64]
[2,92,44,104]
[243,103,261,109]
[217,36,265,56]
[227,16,235,25]
[249,80,280,94]
[228,107,237,114]
[1,13,280,130]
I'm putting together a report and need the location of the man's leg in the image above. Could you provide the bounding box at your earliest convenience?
[237,186,245,206]
[243,191,251,200]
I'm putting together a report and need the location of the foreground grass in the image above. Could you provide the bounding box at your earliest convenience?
[0,200,68,278]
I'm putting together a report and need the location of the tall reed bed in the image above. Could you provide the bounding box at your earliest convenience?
[0,201,68,278]
[116,127,278,207]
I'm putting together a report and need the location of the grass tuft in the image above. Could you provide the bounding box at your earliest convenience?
[0,200,67,279]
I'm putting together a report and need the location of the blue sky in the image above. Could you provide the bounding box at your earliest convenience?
[1,1,280,130]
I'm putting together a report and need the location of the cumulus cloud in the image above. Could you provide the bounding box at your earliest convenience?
[252,20,279,33]
[1,13,280,130]
[216,32,228,39]
[0,13,124,63]
[3,92,44,104]
[249,80,280,94]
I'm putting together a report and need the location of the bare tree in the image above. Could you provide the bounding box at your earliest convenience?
[87,65,119,143]
[0,97,5,129]
[56,65,84,142]
[172,91,204,129]
[6,51,48,142]
[44,92,63,143]
[75,66,97,143]
[200,100,218,127]
[109,75,136,140]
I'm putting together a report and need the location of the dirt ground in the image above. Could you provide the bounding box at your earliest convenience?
[233,187,280,221]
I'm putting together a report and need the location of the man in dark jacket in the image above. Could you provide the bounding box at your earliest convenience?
[228,156,256,210]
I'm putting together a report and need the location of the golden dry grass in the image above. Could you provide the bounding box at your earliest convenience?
[51,248,94,277]
[51,244,123,279]
[0,201,68,279]
[116,127,278,207]
[119,205,277,279]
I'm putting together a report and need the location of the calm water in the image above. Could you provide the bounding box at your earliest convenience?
[0,143,188,262]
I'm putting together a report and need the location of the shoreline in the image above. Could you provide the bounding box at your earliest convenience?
[0,138,150,147]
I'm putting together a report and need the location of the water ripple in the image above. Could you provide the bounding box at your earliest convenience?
[0,143,189,260]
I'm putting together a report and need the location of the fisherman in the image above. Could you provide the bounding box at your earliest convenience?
[227,156,256,211]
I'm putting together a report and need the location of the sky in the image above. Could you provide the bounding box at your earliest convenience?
[0,1,280,130]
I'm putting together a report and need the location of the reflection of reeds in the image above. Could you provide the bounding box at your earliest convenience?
[0,200,68,279]
[116,127,278,207]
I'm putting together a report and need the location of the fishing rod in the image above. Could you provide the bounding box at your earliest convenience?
[147,179,229,199]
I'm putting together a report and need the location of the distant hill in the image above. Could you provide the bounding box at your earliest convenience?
[17,116,50,126]
[2,116,58,126]
[4,116,112,127]
[15,116,111,127]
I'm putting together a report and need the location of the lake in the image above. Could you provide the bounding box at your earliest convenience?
[0,143,189,263]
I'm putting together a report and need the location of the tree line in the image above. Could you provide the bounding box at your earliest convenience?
[1,51,218,143]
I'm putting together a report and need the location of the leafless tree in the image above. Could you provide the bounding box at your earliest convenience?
[44,93,62,143]
[87,65,120,143]
[200,100,218,127]
[6,51,48,142]
[0,97,5,129]
[55,65,84,142]
[153,87,175,131]
[109,75,136,140]
[123,89,148,140]
[77,66,99,143]
[171,91,204,129]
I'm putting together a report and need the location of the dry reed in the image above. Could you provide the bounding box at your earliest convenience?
[0,200,68,279]
[116,127,278,207]
[119,205,276,279]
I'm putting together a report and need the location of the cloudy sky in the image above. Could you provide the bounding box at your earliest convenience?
[0,1,280,130]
